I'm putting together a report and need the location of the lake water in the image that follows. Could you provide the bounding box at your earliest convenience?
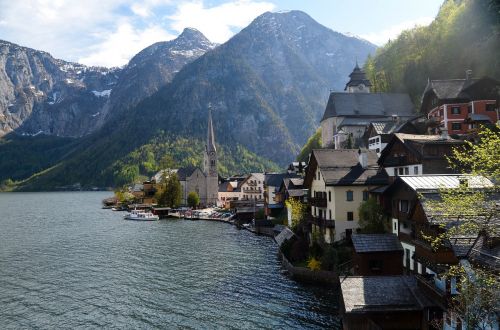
[0,192,340,329]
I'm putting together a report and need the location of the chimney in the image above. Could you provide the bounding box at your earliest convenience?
[465,69,472,80]
[358,148,368,169]
[440,127,449,140]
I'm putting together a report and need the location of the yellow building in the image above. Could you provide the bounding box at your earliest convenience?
[304,149,388,243]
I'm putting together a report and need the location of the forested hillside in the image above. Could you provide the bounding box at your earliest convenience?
[364,0,500,106]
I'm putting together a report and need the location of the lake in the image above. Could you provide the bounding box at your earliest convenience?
[0,192,340,329]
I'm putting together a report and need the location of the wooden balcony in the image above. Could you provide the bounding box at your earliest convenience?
[414,242,458,266]
[309,197,327,208]
[310,216,335,228]
[416,274,448,309]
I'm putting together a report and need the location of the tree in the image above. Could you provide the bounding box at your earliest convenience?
[424,125,500,328]
[187,191,200,208]
[285,198,308,229]
[156,173,182,207]
[358,197,387,233]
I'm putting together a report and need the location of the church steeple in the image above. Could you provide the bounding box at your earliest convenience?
[206,105,216,153]
[345,61,372,93]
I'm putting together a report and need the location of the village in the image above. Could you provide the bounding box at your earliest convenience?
[104,64,499,330]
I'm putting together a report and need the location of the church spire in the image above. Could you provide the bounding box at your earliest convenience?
[206,104,216,153]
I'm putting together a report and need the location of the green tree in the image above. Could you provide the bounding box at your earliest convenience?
[358,197,387,233]
[297,128,321,162]
[187,191,200,208]
[424,125,499,328]
[156,173,182,207]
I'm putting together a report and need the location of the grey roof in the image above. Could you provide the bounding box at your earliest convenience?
[370,119,417,135]
[265,173,299,187]
[352,234,403,253]
[275,227,295,247]
[424,79,479,100]
[344,64,372,90]
[468,235,500,272]
[322,92,415,121]
[449,236,477,258]
[177,166,202,181]
[340,276,435,313]
[312,149,388,186]
[400,175,493,192]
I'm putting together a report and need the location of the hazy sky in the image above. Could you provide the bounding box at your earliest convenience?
[0,0,442,67]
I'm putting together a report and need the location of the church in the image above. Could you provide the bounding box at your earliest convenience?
[320,62,416,149]
[176,107,219,206]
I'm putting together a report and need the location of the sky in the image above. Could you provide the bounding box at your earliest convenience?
[0,0,442,68]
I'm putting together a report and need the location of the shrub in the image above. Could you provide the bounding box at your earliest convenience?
[307,257,321,271]
[320,245,338,271]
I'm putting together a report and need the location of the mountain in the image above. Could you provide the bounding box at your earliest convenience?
[0,28,216,138]
[101,27,216,123]
[364,0,500,105]
[0,40,120,137]
[1,10,376,190]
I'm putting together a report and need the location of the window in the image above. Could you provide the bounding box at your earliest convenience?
[399,168,404,175]
[394,222,397,231]
[329,210,332,220]
[451,106,461,115]
[404,167,409,175]
[451,122,462,131]
[414,166,419,175]
[467,105,472,113]
[486,103,496,112]
[363,191,369,201]
[347,212,354,221]
[394,168,398,176]
[369,260,383,271]
[328,191,331,202]
[375,148,380,153]
[346,191,353,201]
[400,200,409,213]
[211,160,215,166]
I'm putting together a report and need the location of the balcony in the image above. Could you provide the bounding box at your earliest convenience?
[416,274,448,309]
[244,188,262,194]
[309,197,327,208]
[310,216,335,228]
[414,242,458,266]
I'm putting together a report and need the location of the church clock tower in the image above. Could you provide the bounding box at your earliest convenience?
[204,105,218,206]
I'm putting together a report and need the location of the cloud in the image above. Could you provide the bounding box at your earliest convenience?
[78,21,175,67]
[360,17,433,46]
[168,0,276,43]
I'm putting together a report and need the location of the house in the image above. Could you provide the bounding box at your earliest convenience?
[130,181,156,205]
[421,71,500,135]
[363,117,421,155]
[339,276,438,330]
[304,149,388,243]
[320,64,416,149]
[276,177,305,227]
[351,234,404,276]
[382,175,494,276]
[218,180,242,209]
[240,173,265,201]
[264,173,300,218]
[378,132,464,178]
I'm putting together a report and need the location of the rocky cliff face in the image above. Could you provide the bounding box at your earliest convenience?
[101,27,216,122]
[0,28,215,137]
[0,40,120,137]
[117,10,376,164]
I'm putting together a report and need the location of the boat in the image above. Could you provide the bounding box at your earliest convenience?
[123,209,159,221]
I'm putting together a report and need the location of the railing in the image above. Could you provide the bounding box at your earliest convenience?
[244,188,262,193]
[309,197,327,208]
[416,274,448,308]
[310,216,335,228]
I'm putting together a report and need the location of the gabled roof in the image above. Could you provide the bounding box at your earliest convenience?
[177,166,203,181]
[265,173,300,187]
[308,149,388,186]
[322,92,415,121]
[352,234,403,253]
[423,79,480,100]
[468,234,500,272]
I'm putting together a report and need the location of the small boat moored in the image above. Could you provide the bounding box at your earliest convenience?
[124,209,159,221]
